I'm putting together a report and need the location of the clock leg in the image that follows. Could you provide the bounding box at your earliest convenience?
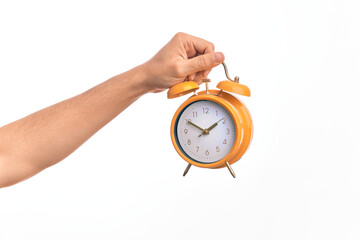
[183,163,192,177]
[225,162,236,178]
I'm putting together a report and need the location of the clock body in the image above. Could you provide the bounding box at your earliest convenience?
[170,90,253,169]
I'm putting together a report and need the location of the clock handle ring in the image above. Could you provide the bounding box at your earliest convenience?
[183,62,237,83]
[221,62,240,83]
[182,62,237,83]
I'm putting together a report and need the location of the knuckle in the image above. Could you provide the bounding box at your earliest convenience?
[198,57,206,68]
[198,56,212,69]
[174,32,185,39]
[208,42,215,52]
[172,61,183,76]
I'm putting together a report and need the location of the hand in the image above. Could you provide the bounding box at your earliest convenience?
[187,120,206,135]
[141,32,225,93]
[198,118,225,137]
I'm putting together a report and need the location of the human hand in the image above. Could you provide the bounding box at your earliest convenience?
[141,32,225,93]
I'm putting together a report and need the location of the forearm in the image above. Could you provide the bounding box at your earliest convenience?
[0,32,223,188]
[0,64,149,188]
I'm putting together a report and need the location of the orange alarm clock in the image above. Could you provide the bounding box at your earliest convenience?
[168,62,253,178]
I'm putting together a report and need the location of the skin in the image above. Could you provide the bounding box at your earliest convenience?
[0,32,225,188]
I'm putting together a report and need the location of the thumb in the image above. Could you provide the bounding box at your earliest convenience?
[183,52,225,75]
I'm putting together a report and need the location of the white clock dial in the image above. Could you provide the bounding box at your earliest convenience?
[175,100,236,164]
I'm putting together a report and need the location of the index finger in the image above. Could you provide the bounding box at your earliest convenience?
[176,33,215,59]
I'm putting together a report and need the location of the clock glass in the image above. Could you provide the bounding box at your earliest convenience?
[175,100,236,164]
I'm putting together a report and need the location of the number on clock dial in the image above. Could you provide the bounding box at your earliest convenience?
[176,100,236,164]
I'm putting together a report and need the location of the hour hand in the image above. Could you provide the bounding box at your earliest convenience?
[187,120,206,135]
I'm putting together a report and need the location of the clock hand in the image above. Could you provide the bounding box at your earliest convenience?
[198,123,217,137]
[187,120,207,135]
[198,118,225,137]
[207,122,218,132]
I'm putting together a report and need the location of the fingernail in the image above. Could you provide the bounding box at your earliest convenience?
[214,52,224,64]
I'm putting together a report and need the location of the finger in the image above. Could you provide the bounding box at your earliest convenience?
[182,52,224,75]
[180,33,215,57]
[188,73,196,81]
[193,72,205,85]
[202,68,212,78]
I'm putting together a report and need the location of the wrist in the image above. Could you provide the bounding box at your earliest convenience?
[137,61,167,93]
[110,64,152,97]
[128,63,155,94]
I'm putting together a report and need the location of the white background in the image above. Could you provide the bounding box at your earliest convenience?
[0,0,359,239]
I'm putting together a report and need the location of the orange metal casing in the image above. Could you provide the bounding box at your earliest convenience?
[167,81,199,99]
[170,90,253,169]
[216,80,251,97]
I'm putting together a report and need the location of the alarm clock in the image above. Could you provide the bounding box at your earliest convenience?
[168,62,253,178]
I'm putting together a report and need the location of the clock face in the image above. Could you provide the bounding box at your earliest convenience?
[175,100,236,164]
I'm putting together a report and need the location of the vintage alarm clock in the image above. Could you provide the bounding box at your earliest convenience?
[168,62,253,178]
